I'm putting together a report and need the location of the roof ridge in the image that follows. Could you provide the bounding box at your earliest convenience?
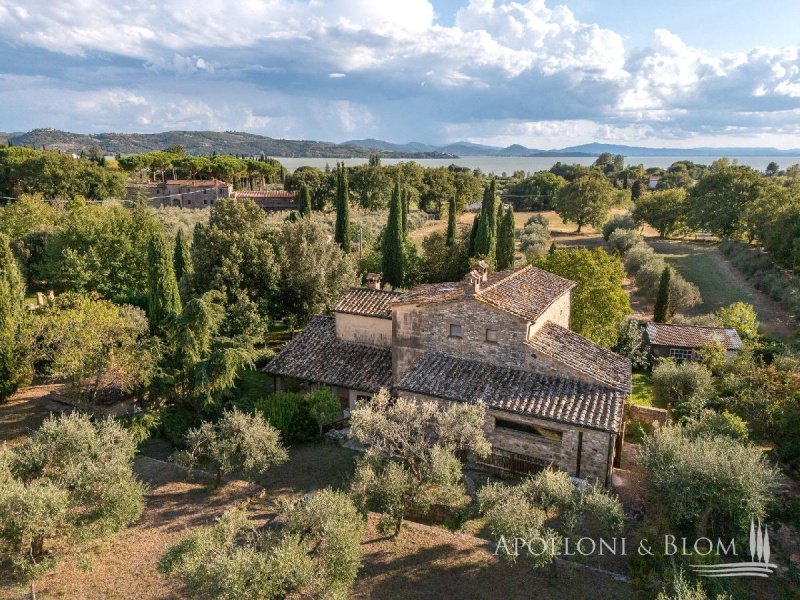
[646,321,736,331]
[478,264,530,293]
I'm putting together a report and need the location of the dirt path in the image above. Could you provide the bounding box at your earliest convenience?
[647,237,795,338]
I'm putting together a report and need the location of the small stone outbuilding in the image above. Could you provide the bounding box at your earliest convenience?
[645,322,743,362]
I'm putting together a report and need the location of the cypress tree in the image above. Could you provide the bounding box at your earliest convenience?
[446,195,457,247]
[173,228,192,283]
[147,233,182,335]
[400,186,409,239]
[653,266,672,323]
[334,163,351,252]
[496,206,516,270]
[468,214,480,256]
[474,180,497,266]
[0,233,28,402]
[299,184,312,217]
[496,201,504,240]
[382,179,406,289]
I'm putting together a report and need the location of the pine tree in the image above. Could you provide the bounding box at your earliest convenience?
[496,206,516,270]
[147,233,182,335]
[653,266,672,323]
[468,214,480,257]
[382,179,406,289]
[173,228,192,283]
[446,194,457,247]
[299,184,312,217]
[474,180,497,266]
[334,163,351,252]
[0,233,28,402]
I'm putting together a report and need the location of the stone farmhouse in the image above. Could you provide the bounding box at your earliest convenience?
[264,264,632,484]
[126,180,298,211]
[645,322,742,362]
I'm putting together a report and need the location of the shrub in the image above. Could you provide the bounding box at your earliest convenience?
[639,425,778,538]
[614,319,649,370]
[607,228,643,254]
[117,410,162,446]
[652,360,712,418]
[602,212,636,241]
[625,242,657,275]
[685,410,749,443]
[255,388,340,443]
[175,408,288,487]
[518,222,551,256]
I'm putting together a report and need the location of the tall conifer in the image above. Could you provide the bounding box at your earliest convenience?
[147,233,182,335]
[400,187,409,239]
[0,232,27,402]
[299,184,312,217]
[382,179,406,288]
[474,179,497,266]
[496,206,516,270]
[653,266,672,323]
[468,214,480,257]
[334,163,351,252]
[446,195,457,247]
[173,228,192,283]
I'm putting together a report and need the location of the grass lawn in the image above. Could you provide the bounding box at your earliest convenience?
[629,371,664,409]
[647,240,756,315]
[232,367,274,405]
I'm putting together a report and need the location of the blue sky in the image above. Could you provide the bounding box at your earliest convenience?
[2,0,800,148]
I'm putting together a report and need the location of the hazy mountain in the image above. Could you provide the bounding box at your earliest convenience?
[6,129,800,158]
[5,129,453,159]
[342,138,440,153]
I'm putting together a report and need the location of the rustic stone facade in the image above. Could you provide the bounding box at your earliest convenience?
[335,312,392,347]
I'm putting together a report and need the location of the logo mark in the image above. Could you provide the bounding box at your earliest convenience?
[690,520,776,578]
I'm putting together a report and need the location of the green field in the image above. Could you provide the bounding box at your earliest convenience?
[629,371,663,408]
[648,240,756,315]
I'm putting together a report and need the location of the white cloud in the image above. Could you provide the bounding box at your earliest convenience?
[1,0,800,146]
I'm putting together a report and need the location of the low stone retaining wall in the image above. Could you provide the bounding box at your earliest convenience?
[626,403,668,427]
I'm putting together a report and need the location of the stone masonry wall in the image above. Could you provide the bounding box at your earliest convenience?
[527,291,571,337]
[335,312,392,347]
[400,391,614,484]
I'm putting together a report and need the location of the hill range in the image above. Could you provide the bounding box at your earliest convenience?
[3,129,800,159]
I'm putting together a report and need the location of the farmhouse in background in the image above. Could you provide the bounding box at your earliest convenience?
[126,180,298,211]
[126,179,232,207]
[645,322,743,362]
[264,264,632,485]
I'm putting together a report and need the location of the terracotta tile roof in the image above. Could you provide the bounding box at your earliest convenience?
[263,316,391,392]
[397,352,625,433]
[645,322,742,350]
[332,287,401,319]
[477,266,575,322]
[163,179,229,187]
[233,190,298,198]
[391,265,575,323]
[527,322,632,393]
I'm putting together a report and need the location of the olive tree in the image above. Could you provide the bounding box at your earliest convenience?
[652,360,713,419]
[639,425,778,539]
[348,389,490,536]
[175,408,288,487]
[0,413,146,583]
[478,469,623,569]
[159,489,364,600]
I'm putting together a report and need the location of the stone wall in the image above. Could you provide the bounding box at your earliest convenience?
[626,403,668,427]
[527,291,571,337]
[400,391,615,484]
[335,312,392,347]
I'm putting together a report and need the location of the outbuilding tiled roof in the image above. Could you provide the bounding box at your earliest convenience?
[645,322,743,350]
[263,316,391,393]
[397,352,625,433]
[392,265,575,323]
[527,322,632,393]
[333,287,401,319]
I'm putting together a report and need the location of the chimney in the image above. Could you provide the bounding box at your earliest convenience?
[476,260,489,282]
[465,270,482,295]
[365,273,382,290]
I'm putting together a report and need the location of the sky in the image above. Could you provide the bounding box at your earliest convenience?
[2,0,800,149]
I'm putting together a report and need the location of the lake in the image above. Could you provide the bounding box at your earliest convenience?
[274,155,800,174]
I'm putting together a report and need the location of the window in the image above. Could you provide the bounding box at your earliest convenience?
[495,418,562,442]
[669,348,696,361]
[485,328,498,343]
[356,394,372,404]
[449,324,462,338]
